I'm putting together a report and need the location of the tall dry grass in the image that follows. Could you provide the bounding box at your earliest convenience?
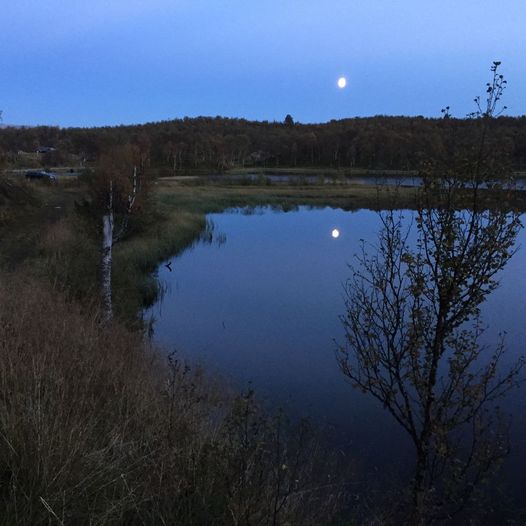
[0,276,348,525]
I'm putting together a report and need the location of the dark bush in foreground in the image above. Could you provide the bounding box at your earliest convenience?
[0,276,347,525]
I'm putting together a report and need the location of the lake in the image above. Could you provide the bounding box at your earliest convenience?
[146,206,526,500]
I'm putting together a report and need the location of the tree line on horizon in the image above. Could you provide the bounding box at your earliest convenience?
[1,114,526,172]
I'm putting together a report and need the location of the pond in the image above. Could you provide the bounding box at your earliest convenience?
[146,206,526,501]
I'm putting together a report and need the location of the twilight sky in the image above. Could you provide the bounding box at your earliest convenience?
[1,0,525,127]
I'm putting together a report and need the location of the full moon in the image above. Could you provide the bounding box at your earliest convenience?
[337,77,347,89]
[331,229,340,239]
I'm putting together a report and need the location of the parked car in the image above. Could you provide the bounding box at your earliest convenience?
[25,170,57,182]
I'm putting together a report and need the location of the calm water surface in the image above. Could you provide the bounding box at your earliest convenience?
[147,207,526,488]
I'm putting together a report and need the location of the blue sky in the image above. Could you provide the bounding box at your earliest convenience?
[1,0,525,127]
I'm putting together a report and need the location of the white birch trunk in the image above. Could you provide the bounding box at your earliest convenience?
[101,181,114,325]
[128,166,137,212]
[100,169,138,325]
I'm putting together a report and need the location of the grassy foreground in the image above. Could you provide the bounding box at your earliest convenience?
[0,177,361,525]
[0,275,347,525]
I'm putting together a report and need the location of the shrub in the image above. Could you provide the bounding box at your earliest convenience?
[0,276,348,525]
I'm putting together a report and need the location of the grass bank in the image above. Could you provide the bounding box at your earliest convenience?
[0,274,349,525]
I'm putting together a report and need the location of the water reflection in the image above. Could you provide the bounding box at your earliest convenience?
[146,206,526,512]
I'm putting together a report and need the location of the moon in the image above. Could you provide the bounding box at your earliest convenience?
[331,228,340,239]
[337,77,347,89]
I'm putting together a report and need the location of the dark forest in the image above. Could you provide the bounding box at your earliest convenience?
[3,115,526,172]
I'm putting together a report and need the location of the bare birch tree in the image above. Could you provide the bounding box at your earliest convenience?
[338,63,525,522]
[92,147,141,325]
